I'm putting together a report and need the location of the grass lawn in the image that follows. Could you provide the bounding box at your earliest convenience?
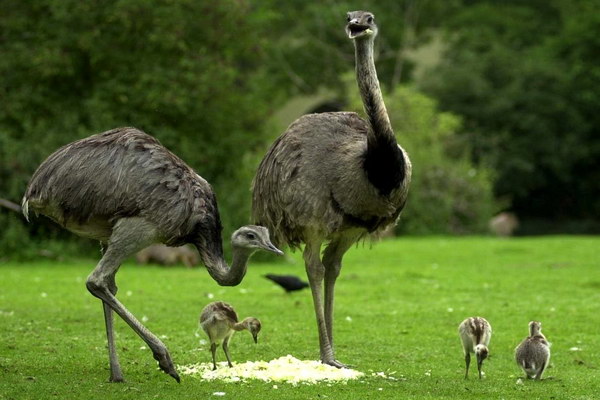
[1,236,599,399]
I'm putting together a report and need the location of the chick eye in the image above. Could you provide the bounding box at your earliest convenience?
[347,15,351,22]
[367,16,374,23]
[246,232,256,240]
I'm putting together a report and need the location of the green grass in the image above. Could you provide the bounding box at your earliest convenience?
[1,236,599,399]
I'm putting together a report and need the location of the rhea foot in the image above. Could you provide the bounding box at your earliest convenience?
[323,359,350,369]
[109,374,125,383]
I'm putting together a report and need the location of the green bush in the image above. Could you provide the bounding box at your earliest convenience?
[0,0,283,259]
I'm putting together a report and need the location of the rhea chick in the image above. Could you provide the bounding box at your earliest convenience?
[458,317,492,379]
[200,301,261,370]
[515,321,551,380]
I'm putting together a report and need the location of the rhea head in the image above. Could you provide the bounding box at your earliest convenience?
[346,11,378,40]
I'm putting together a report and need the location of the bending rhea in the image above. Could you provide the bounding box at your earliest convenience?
[252,10,411,368]
[22,128,282,383]
[200,301,261,370]
[458,317,492,379]
[515,321,551,380]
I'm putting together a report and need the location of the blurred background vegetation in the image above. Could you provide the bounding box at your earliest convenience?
[1,0,598,260]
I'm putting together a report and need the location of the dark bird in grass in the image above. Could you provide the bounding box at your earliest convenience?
[265,274,309,293]
[252,11,411,367]
[22,128,282,383]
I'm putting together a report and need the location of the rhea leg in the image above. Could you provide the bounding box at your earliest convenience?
[534,361,547,380]
[464,352,471,379]
[210,343,218,370]
[103,297,124,382]
[303,240,338,366]
[321,233,358,367]
[223,335,234,368]
[86,217,180,382]
[99,242,124,382]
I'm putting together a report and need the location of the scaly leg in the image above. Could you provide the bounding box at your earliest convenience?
[322,233,358,368]
[464,353,470,379]
[223,335,234,368]
[304,240,341,367]
[210,343,218,370]
[86,217,180,382]
[98,242,123,382]
[103,301,124,382]
[535,361,547,380]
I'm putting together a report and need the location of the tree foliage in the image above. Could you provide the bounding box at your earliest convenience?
[421,0,600,225]
[1,0,598,258]
[0,0,285,257]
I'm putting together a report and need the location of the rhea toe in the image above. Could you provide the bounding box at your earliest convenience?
[515,321,551,380]
[459,317,492,379]
[200,301,261,370]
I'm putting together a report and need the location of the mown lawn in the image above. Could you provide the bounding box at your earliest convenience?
[1,236,599,399]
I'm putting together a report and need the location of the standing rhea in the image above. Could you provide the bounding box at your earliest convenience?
[252,11,411,367]
[22,128,282,383]
[515,321,551,380]
[200,301,261,370]
[458,317,492,379]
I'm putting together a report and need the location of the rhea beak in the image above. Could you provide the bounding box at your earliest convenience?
[476,355,484,379]
[265,242,284,256]
[346,23,373,39]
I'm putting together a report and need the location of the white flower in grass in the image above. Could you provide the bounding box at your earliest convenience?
[345,316,353,322]
[272,385,278,389]
[126,290,133,297]
[213,392,226,396]
[570,347,582,351]
[239,288,248,294]
[207,293,214,299]
[140,346,147,350]
[425,370,431,377]
[516,378,524,385]
[142,315,149,322]
[41,292,48,298]
[447,307,454,313]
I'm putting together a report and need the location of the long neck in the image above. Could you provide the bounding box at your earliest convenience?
[355,37,405,196]
[529,324,541,337]
[196,242,253,287]
[355,38,395,148]
[233,318,251,332]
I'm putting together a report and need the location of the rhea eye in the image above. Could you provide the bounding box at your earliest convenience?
[367,16,374,23]
[347,15,351,22]
[246,232,256,240]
